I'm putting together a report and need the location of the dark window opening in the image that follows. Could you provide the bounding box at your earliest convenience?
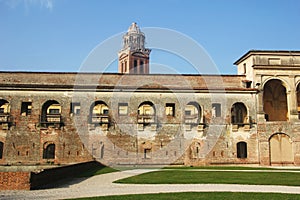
[166,103,175,116]
[212,103,221,117]
[21,102,32,116]
[144,149,151,159]
[231,103,247,125]
[140,61,144,74]
[134,60,138,73]
[237,142,247,159]
[0,142,3,159]
[43,143,55,159]
[70,102,81,115]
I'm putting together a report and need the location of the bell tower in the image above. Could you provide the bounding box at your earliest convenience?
[118,22,151,74]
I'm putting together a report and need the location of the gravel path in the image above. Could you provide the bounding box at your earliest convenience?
[1,169,300,200]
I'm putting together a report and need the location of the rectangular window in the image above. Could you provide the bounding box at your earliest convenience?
[212,103,221,117]
[21,102,32,116]
[118,103,128,116]
[144,149,151,159]
[0,108,4,114]
[185,110,191,116]
[49,109,60,114]
[70,102,81,115]
[165,103,175,116]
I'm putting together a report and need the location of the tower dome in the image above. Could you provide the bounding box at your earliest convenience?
[122,22,146,51]
[118,23,151,74]
[127,22,142,34]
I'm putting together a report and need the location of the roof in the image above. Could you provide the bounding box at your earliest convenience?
[0,71,256,92]
[234,50,300,65]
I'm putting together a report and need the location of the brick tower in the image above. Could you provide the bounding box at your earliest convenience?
[118,22,151,74]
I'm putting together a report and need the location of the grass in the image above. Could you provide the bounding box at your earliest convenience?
[115,170,300,186]
[164,165,300,171]
[69,192,300,200]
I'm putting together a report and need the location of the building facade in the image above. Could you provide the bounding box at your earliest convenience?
[0,24,300,167]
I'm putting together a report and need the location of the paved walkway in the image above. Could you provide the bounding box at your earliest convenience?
[1,169,300,200]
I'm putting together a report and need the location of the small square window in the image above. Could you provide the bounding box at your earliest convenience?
[21,102,32,116]
[118,103,128,116]
[212,103,221,117]
[70,102,81,115]
[165,103,175,116]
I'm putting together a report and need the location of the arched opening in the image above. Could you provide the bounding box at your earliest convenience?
[184,102,201,124]
[269,133,294,165]
[0,99,10,124]
[263,79,288,121]
[41,100,62,128]
[296,84,300,119]
[89,101,109,126]
[43,143,55,159]
[231,102,247,126]
[137,101,156,125]
[237,142,247,159]
[0,141,3,159]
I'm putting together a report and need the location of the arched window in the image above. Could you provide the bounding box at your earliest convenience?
[263,79,288,121]
[138,101,156,125]
[0,141,4,159]
[90,101,109,125]
[0,99,10,124]
[185,102,201,124]
[231,103,247,125]
[237,142,247,159]
[297,84,300,119]
[43,143,55,159]
[41,100,62,128]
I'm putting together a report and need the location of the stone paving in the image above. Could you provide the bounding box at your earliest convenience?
[1,169,300,200]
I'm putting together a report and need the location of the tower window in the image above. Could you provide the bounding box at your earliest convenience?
[140,61,144,74]
[134,60,138,73]
[243,63,246,74]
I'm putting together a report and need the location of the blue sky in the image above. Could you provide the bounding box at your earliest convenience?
[0,0,300,74]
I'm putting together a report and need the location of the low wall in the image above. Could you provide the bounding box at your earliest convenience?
[0,161,102,190]
[0,171,30,190]
[30,161,101,189]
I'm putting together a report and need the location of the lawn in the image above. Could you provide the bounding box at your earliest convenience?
[70,192,300,200]
[115,169,300,186]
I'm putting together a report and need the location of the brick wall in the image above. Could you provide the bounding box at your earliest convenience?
[0,171,30,190]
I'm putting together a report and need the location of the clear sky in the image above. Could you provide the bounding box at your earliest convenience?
[0,0,300,74]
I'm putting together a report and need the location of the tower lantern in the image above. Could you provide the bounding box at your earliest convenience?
[118,22,151,74]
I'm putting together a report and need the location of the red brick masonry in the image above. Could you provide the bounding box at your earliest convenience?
[0,171,30,190]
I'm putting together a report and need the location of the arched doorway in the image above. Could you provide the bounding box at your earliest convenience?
[263,79,288,121]
[269,133,294,165]
[43,143,55,159]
